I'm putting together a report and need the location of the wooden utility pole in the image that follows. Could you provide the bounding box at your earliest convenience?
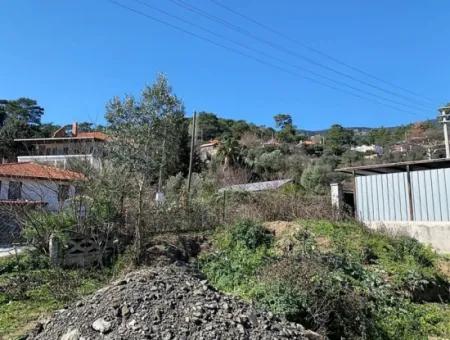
[187,112,197,204]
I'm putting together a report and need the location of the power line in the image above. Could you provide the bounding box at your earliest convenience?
[169,0,433,110]
[107,0,420,116]
[209,0,434,103]
[130,0,425,113]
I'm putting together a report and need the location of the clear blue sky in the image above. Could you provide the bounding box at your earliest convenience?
[1,1,449,130]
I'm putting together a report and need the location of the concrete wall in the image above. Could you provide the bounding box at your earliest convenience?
[0,177,75,211]
[365,221,450,254]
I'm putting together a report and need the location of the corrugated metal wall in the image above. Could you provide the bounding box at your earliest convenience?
[355,168,450,222]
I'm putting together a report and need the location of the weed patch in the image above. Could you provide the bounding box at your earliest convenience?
[200,219,450,339]
[0,252,110,339]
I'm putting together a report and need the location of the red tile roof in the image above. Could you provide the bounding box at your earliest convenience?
[200,139,220,148]
[0,162,85,181]
[76,131,110,141]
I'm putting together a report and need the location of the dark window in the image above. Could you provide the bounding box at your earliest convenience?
[8,181,22,200]
[58,184,70,202]
[52,147,57,155]
[63,147,69,155]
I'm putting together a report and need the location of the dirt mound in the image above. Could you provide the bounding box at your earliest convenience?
[263,221,297,236]
[28,263,319,339]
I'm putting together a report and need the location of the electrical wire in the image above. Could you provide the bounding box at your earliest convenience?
[129,0,427,112]
[209,0,434,103]
[169,0,432,110]
[107,0,422,116]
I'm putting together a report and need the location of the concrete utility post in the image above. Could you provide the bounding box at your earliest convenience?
[438,105,450,158]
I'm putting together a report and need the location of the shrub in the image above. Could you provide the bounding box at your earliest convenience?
[21,210,76,254]
[201,219,450,339]
[230,220,273,249]
[200,220,274,296]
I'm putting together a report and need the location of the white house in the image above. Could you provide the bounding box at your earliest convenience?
[351,144,383,156]
[14,122,108,169]
[0,162,85,211]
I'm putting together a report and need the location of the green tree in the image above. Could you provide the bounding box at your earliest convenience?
[325,124,354,155]
[0,98,44,160]
[197,112,228,141]
[216,137,242,169]
[105,74,188,260]
[274,114,293,130]
[274,113,296,143]
[300,164,332,194]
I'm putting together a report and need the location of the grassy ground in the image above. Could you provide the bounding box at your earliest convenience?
[0,253,111,339]
[200,219,450,339]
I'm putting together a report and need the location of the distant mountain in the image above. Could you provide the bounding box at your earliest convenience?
[299,119,439,136]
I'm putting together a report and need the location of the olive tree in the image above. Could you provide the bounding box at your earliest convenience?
[105,74,188,260]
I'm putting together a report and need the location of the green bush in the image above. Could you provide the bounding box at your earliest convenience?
[230,220,273,249]
[200,220,273,296]
[200,219,450,339]
[22,210,76,254]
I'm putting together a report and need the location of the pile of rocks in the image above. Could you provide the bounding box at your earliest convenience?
[29,263,321,339]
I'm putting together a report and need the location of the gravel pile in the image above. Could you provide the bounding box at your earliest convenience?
[28,263,321,339]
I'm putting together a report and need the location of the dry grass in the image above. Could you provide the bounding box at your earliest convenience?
[223,191,340,224]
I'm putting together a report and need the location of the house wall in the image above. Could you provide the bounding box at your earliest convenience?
[355,168,450,222]
[17,154,100,169]
[23,141,97,156]
[0,177,75,211]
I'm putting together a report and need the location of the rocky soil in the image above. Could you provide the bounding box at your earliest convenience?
[28,263,321,339]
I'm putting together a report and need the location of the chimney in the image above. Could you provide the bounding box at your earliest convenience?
[72,122,78,137]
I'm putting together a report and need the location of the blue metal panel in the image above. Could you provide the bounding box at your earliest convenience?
[356,167,450,222]
[356,172,409,221]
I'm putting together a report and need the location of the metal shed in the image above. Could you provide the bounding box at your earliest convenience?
[336,159,450,253]
[337,158,450,222]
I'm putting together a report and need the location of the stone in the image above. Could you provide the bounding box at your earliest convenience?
[28,263,314,340]
[60,328,81,340]
[121,305,130,317]
[92,318,112,334]
[303,329,324,340]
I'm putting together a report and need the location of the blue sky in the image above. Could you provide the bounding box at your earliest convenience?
[1,1,449,130]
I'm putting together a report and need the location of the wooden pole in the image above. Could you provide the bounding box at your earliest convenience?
[187,112,197,205]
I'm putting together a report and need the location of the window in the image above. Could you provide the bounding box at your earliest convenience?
[8,181,22,200]
[58,184,70,202]
[63,147,69,155]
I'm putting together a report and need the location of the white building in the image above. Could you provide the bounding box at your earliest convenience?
[0,162,84,211]
[351,144,383,156]
[14,122,108,169]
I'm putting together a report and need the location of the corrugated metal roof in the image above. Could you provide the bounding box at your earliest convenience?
[336,158,450,175]
[219,179,292,193]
